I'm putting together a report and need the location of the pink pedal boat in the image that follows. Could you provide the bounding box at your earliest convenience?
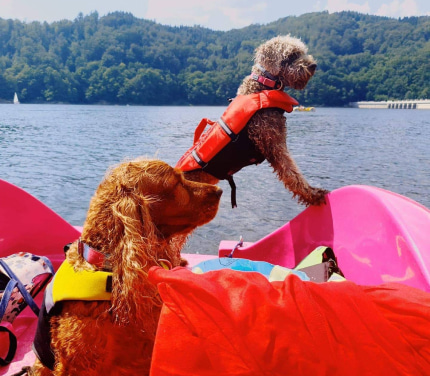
[1,179,429,375]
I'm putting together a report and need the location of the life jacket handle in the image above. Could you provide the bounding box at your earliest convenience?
[193,118,217,144]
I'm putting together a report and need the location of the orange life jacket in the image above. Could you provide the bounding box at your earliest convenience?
[176,90,298,206]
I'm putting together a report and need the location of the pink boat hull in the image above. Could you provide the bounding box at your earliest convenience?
[1,179,429,374]
[219,185,430,291]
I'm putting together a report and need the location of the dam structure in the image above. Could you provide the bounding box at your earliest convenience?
[350,99,430,109]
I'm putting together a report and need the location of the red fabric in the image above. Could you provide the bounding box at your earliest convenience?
[148,267,430,376]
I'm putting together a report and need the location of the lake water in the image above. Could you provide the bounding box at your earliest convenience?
[1,104,429,254]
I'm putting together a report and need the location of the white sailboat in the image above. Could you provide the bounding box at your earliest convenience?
[13,92,20,104]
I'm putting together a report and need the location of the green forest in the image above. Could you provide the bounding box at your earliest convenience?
[0,11,429,106]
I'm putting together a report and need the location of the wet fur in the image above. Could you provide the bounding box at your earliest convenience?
[185,35,328,206]
[28,158,222,376]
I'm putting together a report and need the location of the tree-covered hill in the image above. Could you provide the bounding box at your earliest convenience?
[0,11,428,106]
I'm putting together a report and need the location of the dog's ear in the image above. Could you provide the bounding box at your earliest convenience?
[255,40,283,77]
[109,193,161,332]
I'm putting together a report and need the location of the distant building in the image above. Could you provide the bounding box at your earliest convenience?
[350,99,430,109]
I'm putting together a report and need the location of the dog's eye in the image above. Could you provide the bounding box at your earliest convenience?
[282,52,301,67]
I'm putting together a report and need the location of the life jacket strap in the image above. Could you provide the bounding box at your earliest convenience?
[191,150,207,169]
[78,239,112,271]
[227,176,237,208]
[0,323,17,366]
[218,117,236,140]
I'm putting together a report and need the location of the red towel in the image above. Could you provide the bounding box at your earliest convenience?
[149,267,430,376]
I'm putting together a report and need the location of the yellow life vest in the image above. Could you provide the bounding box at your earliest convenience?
[50,260,112,304]
[33,261,112,371]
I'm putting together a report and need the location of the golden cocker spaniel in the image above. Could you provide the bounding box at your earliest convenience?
[28,158,222,376]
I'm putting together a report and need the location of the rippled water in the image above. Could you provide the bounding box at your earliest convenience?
[1,104,429,253]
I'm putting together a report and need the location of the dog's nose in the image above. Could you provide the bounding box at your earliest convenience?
[215,187,223,198]
[309,63,317,74]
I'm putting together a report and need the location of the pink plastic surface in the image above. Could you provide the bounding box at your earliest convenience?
[0,180,82,375]
[1,180,429,374]
[0,179,81,266]
[219,185,430,291]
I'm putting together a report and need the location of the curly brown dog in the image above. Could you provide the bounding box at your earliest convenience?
[28,159,222,376]
[181,35,328,206]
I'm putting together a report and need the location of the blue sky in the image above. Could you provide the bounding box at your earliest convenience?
[0,0,429,30]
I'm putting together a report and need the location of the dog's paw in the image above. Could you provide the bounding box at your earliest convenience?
[299,187,329,206]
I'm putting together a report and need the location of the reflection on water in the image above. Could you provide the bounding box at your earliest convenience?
[1,104,429,254]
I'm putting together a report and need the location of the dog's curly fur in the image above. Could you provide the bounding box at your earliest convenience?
[28,158,222,376]
[185,35,328,206]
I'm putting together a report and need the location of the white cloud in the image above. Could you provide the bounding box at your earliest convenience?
[146,0,206,26]
[145,0,249,28]
[313,1,324,12]
[1,0,428,28]
[145,0,271,30]
[376,0,420,18]
[220,2,267,29]
[326,0,371,13]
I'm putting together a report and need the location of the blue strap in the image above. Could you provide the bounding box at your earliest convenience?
[0,259,40,317]
[0,279,19,321]
[40,256,55,275]
[0,324,17,365]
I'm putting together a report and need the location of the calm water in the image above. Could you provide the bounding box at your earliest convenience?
[1,104,429,254]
